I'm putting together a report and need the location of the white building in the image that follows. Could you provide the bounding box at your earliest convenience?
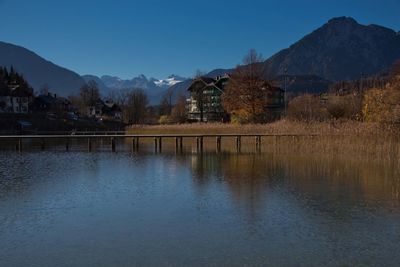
[0,83,32,114]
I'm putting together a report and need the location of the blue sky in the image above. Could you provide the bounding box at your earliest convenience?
[1,0,399,79]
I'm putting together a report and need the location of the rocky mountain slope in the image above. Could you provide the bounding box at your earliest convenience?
[263,17,400,81]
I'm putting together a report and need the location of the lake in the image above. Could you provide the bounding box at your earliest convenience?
[0,145,400,266]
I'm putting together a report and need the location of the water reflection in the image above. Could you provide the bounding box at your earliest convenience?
[188,152,400,208]
[0,151,400,266]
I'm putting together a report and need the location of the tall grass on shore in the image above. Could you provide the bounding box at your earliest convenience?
[126,120,400,161]
[127,120,398,135]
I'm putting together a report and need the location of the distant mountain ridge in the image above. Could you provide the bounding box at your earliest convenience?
[81,74,187,105]
[198,17,400,96]
[0,41,86,96]
[98,74,186,91]
[263,17,400,81]
[1,16,399,102]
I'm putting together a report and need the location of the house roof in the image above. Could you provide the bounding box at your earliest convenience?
[188,77,223,92]
[214,76,230,90]
[198,77,215,84]
[55,96,70,105]
[9,85,33,97]
[37,94,56,105]
[87,98,104,107]
[102,101,122,114]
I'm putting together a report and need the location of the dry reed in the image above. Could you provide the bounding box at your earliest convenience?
[126,120,400,161]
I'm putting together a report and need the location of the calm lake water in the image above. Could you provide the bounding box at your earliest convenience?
[1,146,400,266]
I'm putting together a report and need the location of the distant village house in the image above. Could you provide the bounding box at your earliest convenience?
[32,93,74,114]
[0,82,33,114]
[186,75,229,122]
[87,99,122,121]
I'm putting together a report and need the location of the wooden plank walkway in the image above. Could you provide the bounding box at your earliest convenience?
[0,133,322,153]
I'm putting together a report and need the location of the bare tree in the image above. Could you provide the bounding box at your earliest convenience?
[189,69,209,122]
[80,80,100,106]
[159,90,173,116]
[190,81,207,122]
[126,89,149,124]
[170,94,187,123]
[40,84,50,95]
[70,80,101,115]
[108,88,130,107]
[222,49,271,123]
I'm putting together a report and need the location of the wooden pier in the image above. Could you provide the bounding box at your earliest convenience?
[0,133,320,153]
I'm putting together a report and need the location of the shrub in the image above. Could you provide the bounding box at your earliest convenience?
[230,109,253,124]
[327,94,362,120]
[158,115,171,125]
[287,94,329,122]
[363,87,400,124]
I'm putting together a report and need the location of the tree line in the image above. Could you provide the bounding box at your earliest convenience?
[0,66,33,92]
[286,60,400,125]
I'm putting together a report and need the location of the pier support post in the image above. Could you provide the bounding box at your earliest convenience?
[216,136,221,153]
[132,138,136,153]
[179,137,183,153]
[276,135,280,153]
[40,138,45,151]
[158,137,162,153]
[175,137,179,153]
[111,137,116,152]
[66,138,70,151]
[196,137,204,153]
[256,136,261,153]
[88,138,92,152]
[136,137,139,151]
[236,136,241,153]
[17,138,22,153]
[154,137,158,153]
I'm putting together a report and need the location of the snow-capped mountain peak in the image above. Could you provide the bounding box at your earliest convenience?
[153,74,185,88]
[98,74,186,91]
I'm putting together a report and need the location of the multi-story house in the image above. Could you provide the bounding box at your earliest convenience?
[0,83,33,114]
[186,75,229,122]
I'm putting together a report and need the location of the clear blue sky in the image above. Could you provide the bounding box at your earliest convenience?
[1,0,399,79]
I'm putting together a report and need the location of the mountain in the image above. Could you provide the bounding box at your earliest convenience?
[101,74,151,90]
[205,69,232,78]
[91,74,187,105]
[164,79,193,100]
[153,75,186,88]
[202,17,400,94]
[99,74,186,91]
[0,41,86,96]
[263,17,400,81]
[273,75,332,95]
